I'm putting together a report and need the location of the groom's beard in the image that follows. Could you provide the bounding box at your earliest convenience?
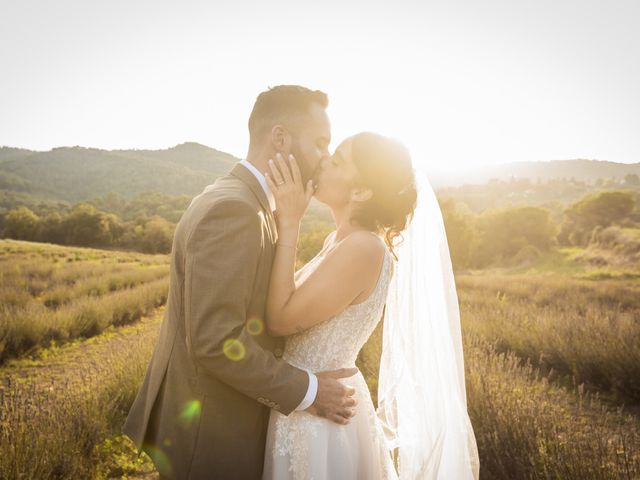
[290,142,321,191]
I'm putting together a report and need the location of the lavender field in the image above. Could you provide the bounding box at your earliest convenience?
[1,240,639,479]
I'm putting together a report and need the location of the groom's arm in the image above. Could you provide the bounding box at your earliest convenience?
[184,198,309,415]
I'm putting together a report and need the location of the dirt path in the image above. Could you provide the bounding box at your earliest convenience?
[0,308,163,397]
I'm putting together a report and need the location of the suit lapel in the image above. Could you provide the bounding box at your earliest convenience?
[230,163,278,243]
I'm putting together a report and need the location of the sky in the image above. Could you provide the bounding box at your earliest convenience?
[1,0,639,175]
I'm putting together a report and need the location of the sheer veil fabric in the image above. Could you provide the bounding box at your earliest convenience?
[377,169,480,479]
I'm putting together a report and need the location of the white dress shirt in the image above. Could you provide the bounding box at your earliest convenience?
[239,159,318,411]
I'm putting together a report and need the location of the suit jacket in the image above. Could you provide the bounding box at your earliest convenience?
[122,163,309,479]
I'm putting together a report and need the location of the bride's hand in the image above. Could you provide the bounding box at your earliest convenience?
[265,153,314,229]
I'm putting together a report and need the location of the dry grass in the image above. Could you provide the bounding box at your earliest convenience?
[456,274,640,404]
[0,311,162,479]
[578,226,640,267]
[1,240,639,479]
[0,240,169,364]
[357,268,640,479]
[358,321,640,479]
[463,334,639,479]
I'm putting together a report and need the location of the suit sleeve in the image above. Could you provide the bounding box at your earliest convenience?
[184,199,309,415]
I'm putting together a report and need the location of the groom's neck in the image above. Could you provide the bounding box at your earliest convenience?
[245,146,271,176]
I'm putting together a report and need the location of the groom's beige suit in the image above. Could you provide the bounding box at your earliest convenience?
[123,163,310,479]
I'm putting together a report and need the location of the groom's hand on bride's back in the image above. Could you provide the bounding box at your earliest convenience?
[305,368,359,425]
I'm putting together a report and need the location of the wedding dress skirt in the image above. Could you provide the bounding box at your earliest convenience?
[263,240,397,480]
[264,371,397,480]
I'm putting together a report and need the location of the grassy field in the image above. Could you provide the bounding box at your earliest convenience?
[0,240,169,364]
[1,240,639,479]
[456,273,640,404]
[455,249,640,478]
[0,310,161,479]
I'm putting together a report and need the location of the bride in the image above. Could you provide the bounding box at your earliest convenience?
[262,132,480,480]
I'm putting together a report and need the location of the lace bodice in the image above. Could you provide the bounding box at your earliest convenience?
[282,233,394,372]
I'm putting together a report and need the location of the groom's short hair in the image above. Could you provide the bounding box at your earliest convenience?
[248,85,328,145]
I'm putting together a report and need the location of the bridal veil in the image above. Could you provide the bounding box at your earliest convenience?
[377,169,480,479]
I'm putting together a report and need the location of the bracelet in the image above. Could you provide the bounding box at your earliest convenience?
[277,242,297,250]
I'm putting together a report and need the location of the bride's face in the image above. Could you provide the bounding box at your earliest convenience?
[314,138,360,207]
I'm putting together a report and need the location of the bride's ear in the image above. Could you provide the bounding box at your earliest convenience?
[270,125,292,152]
[351,187,373,203]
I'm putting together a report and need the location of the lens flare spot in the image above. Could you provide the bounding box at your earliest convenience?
[178,399,201,428]
[143,445,173,477]
[163,438,172,447]
[247,317,264,335]
[223,338,246,361]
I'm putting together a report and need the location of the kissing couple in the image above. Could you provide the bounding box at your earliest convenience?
[123,85,480,479]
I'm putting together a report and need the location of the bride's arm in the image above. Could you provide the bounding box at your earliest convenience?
[264,154,384,336]
[266,229,384,336]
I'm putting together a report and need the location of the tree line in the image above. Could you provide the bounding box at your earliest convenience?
[1,188,639,266]
[441,190,640,269]
[0,192,190,254]
[0,191,334,256]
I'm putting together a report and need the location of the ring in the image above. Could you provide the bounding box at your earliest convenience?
[276,180,285,186]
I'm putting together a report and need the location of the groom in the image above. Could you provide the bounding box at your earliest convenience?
[122,85,358,479]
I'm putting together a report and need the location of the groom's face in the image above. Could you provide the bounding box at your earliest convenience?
[288,103,331,186]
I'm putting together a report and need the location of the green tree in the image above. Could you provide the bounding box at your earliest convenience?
[62,204,112,247]
[103,213,127,245]
[474,205,557,267]
[439,198,477,270]
[559,191,635,246]
[135,216,175,253]
[624,173,640,186]
[38,212,66,244]
[297,223,334,268]
[2,207,40,240]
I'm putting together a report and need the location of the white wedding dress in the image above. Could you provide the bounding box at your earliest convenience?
[263,233,398,480]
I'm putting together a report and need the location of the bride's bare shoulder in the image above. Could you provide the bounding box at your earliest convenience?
[332,230,386,265]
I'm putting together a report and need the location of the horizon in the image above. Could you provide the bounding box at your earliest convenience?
[3,140,638,166]
[3,141,639,189]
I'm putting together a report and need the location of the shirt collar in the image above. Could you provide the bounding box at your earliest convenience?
[239,159,276,212]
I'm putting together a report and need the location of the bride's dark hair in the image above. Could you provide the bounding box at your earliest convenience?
[349,132,417,258]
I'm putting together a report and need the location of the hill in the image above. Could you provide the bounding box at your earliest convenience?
[3,143,640,202]
[2,142,639,223]
[437,173,640,214]
[0,142,237,203]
